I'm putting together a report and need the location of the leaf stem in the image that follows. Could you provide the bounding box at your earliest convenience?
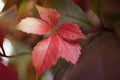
[1,46,6,56]
[0,52,30,58]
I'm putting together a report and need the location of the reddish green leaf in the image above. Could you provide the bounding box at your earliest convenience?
[32,34,59,80]
[58,22,86,41]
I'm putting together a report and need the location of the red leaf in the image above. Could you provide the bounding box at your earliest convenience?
[32,34,59,80]
[0,27,6,47]
[17,17,51,35]
[17,6,86,79]
[36,5,60,27]
[56,34,81,64]
[58,23,86,41]
[0,60,18,80]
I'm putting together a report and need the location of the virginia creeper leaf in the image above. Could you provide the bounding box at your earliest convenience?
[32,34,59,79]
[17,5,86,79]
[56,34,81,64]
[58,22,86,41]
[44,0,92,29]
[36,5,60,27]
[17,17,51,35]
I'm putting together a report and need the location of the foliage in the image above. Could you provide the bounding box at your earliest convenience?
[0,0,120,80]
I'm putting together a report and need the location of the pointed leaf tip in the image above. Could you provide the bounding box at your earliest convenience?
[36,5,60,27]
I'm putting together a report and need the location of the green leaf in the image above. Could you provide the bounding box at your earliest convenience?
[43,0,92,31]
[90,0,101,17]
